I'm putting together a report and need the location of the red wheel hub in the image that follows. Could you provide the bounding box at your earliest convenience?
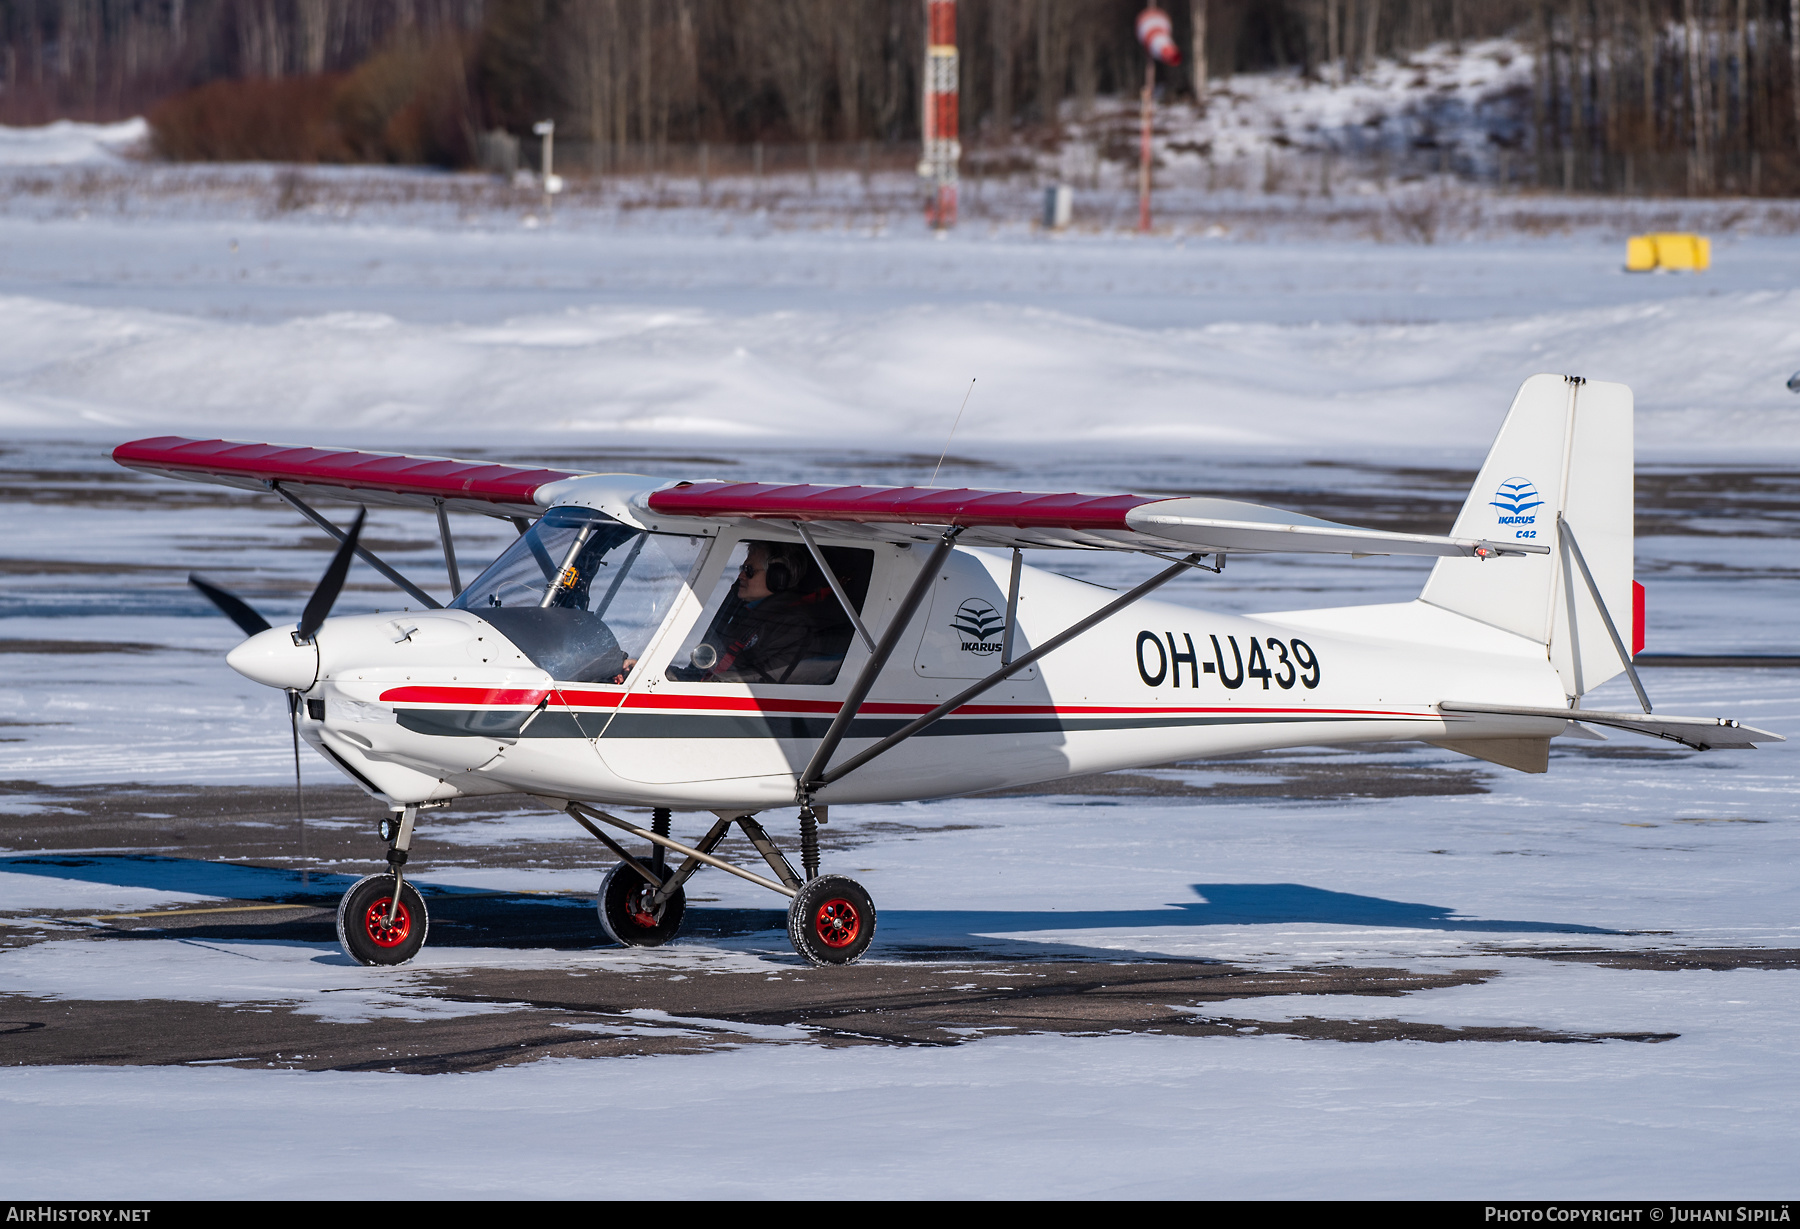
[627,884,660,929]
[363,898,412,948]
[813,898,860,948]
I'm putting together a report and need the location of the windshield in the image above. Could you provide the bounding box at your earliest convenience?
[452,508,704,684]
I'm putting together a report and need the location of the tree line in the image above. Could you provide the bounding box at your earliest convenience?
[1,1,1797,192]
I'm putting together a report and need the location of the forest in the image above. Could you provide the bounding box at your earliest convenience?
[0,1,1795,194]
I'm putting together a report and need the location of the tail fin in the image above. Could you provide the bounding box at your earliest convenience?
[1421,374,1635,701]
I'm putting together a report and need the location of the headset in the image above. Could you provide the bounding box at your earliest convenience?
[760,541,807,594]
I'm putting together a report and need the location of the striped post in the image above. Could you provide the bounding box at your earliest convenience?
[921,0,959,230]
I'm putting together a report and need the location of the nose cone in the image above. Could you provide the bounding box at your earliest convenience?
[226,627,320,691]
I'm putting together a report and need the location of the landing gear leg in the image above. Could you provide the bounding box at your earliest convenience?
[337,804,430,966]
[562,801,876,965]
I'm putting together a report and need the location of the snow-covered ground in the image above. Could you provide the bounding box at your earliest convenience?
[1,209,1798,456]
[0,117,146,166]
[5,995,1795,1199]
[0,152,1795,1197]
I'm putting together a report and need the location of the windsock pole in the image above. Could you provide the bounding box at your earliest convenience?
[1133,6,1180,235]
[1138,58,1154,232]
[922,0,959,230]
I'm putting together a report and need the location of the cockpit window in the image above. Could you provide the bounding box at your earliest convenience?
[452,508,703,684]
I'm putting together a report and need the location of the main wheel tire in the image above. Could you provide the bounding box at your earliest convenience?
[598,860,686,947]
[336,873,429,967]
[787,874,876,967]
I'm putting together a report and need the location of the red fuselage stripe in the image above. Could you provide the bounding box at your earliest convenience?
[376,684,1419,720]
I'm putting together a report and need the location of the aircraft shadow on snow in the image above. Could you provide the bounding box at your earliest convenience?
[874,882,1619,959]
[1,857,1619,958]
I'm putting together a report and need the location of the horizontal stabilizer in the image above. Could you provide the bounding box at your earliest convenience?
[1439,701,1784,751]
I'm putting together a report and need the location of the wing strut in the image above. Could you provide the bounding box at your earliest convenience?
[799,529,963,799]
[802,551,1204,799]
[794,521,875,653]
[434,500,463,597]
[271,483,444,609]
[1001,548,1022,666]
[1558,514,1651,714]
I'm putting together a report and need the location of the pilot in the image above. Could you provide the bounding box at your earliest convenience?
[684,540,853,685]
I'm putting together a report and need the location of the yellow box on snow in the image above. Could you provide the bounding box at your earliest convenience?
[1628,232,1710,272]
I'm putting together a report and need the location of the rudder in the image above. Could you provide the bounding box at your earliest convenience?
[1420,374,1635,701]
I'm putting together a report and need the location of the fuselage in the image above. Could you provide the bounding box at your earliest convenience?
[237,527,1570,811]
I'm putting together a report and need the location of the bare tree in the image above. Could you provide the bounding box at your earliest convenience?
[1191,0,1208,94]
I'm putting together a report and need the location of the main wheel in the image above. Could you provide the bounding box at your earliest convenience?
[787,874,876,966]
[598,860,686,947]
[337,873,429,967]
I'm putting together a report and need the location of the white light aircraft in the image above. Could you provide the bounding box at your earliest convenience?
[114,375,1781,967]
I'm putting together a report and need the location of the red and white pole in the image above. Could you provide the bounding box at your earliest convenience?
[1134,6,1180,234]
[1138,59,1154,232]
[921,0,959,230]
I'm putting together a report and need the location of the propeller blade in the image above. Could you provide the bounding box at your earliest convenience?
[189,574,273,638]
[296,507,366,643]
[289,690,309,888]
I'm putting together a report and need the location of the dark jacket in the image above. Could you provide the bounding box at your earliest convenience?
[701,586,852,684]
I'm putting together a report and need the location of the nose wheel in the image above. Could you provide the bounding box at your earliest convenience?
[337,873,430,966]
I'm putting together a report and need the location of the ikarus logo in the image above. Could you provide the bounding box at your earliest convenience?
[1489,477,1544,540]
[950,598,1005,655]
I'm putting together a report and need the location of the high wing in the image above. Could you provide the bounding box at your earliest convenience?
[113,437,1545,560]
[112,436,589,519]
[634,481,1549,557]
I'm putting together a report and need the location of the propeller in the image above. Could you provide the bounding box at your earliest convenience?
[289,688,308,887]
[186,574,270,638]
[188,506,367,893]
[297,508,366,643]
[187,507,366,643]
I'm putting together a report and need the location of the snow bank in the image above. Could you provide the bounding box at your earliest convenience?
[2,287,1796,458]
[0,118,147,166]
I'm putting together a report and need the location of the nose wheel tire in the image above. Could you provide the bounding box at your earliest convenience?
[337,873,430,967]
[787,875,876,966]
[598,861,687,947]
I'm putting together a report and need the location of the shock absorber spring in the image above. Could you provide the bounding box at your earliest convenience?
[650,807,671,875]
[799,807,820,882]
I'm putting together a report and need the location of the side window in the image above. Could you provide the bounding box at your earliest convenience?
[667,539,873,686]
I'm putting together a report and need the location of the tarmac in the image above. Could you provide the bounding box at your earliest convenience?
[4,776,1793,1073]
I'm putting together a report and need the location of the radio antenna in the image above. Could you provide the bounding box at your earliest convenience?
[929,378,976,487]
